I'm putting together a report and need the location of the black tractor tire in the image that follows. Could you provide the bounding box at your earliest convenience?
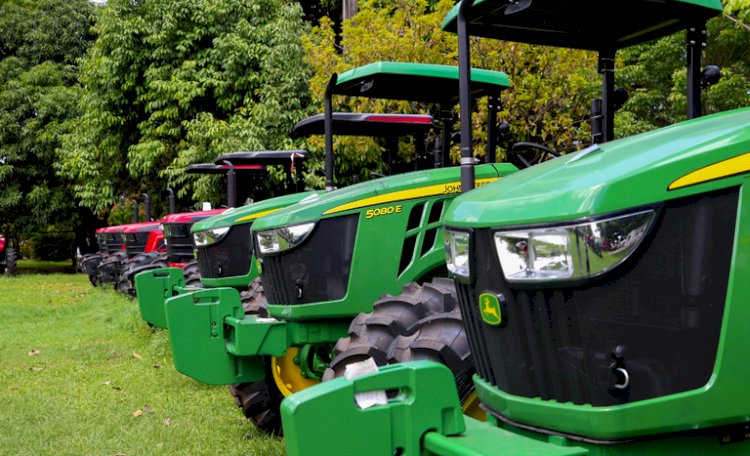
[2,248,17,276]
[97,251,127,287]
[240,277,269,317]
[389,309,475,403]
[117,252,169,297]
[323,278,458,381]
[229,282,281,434]
[228,361,284,435]
[79,253,104,285]
[182,261,202,287]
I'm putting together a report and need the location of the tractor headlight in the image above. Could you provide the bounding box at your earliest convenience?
[444,230,471,279]
[193,227,230,247]
[494,209,656,283]
[256,222,316,255]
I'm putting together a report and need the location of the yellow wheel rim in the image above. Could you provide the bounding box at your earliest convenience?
[462,391,486,421]
[271,347,320,397]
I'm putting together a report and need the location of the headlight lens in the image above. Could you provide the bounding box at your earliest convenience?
[494,209,656,283]
[256,222,316,255]
[444,230,471,279]
[193,227,230,247]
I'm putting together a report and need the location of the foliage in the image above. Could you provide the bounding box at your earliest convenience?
[615,2,750,137]
[301,0,598,187]
[59,0,312,214]
[0,0,96,240]
[24,230,75,261]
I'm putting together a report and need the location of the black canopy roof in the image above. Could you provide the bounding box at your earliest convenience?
[185,163,265,174]
[213,150,309,167]
[441,0,722,51]
[291,113,434,138]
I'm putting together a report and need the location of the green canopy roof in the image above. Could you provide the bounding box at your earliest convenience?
[442,0,722,51]
[334,61,510,104]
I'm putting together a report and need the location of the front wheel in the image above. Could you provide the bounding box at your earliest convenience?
[324,278,458,380]
[229,361,285,435]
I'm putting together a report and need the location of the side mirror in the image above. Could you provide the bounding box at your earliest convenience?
[613,88,629,111]
[701,65,721,89]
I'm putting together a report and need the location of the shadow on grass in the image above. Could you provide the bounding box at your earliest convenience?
[15,259,76,275]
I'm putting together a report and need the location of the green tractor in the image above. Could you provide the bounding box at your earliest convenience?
[135,150,311,328]
[135,111,435,328]
[162,62,517,434]
[280,1,750,455]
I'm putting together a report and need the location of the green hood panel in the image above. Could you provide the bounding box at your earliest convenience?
[446,107,750,228]
[190,191,320,233]
[253,164,519,231]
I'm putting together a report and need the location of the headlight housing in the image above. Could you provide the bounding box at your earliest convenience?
[494,209,656,283]
[256,222,316,255]
[193,227,230,247]
[444,230,471,279]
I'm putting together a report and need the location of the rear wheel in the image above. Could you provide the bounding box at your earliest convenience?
[240,277,268,317]
[6,248,16,276]
[390,309,481,420]
[323,278,458,380]
[182,261,201,287]
[2,248,17,276]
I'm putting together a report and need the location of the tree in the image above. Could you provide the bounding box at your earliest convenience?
[58,0,312,214]
[0,0,96,252]
[301,0,599,187]
[615,1,750,137]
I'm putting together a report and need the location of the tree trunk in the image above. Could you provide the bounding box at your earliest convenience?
[343,0,357,19]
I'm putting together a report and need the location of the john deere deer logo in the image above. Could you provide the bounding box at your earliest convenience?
[478,293,502,326]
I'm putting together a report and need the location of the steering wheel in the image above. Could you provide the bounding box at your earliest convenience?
[511,142,560,169]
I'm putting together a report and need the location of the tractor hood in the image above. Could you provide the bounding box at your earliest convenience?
[253,164,518,231]
[190,191,320,233]
[446,107,750,228]
[121,221,161,233]
[160,209,226,224]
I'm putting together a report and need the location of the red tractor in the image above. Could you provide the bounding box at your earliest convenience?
[0,233,17,276]
[117,158,297,296]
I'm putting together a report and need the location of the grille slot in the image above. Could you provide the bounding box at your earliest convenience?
[125,233,150,258]
[164,223,194,264]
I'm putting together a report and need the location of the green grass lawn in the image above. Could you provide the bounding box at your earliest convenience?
[0,273,284,455]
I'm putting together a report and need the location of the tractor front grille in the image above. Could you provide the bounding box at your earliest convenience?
[104,233,123,253]
[458,187,737,407]
[260,215,358,305]
[164,223,194,264]
[96,234,107,252]
[124,232,150,258]
[196,224,253,279]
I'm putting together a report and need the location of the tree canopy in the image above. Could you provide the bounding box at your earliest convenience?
[615,1,750,137]
[301,0,599,187]
[58,0,312,214]
[0,0,96,242]
[0,0,747,253]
